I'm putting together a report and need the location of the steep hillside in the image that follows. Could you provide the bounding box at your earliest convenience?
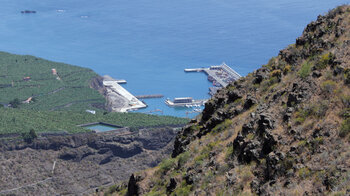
[109,5,350,196]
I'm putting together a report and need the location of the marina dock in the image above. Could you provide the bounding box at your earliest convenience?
[185,63,241,95]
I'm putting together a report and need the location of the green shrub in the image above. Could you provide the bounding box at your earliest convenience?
[104,185,117,196]
[311,137,324,151]
[212,119,232,133]
[312,137,324,145]
[269,76,279,84]
[189,125,201,133]
[177,151,190,168]
[233,98,243,105]
[261,76,279,92]
[145,189,165,196]
[339,118,350,137]
[298,61,312,78]
[344,68,350,84]
[171,184,192,196]
[9,98,21,108]
[207,141,220,150]
[298,140,308,147]
[332,191,347,196]
[246,133,255,140]
[22,129,37,143]
[294,116,306,124]
[298,167,311,179]
[241,169,254,184]
[281,156,295,170]
[267,57,276,68]
[270,69,282,78]
[283,65,291,75]
[321,80,337,93]
[340,108,350,118]
[294,102,328,124]
[340,95,350,107]
[194,151,209,163]
[225,146,234,161]
[159,158,176,174]
[315,52,334,70]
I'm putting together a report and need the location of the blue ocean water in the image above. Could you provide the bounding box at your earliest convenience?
[0,0,348,117]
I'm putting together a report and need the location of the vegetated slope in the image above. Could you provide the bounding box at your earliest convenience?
[109,6,350,196]
[0,52,105,111]
[0,108,189,134]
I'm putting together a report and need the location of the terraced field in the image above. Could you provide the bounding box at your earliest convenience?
[0,51,105,111]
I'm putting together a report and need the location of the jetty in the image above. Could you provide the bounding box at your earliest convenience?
[103,75,147,112]
[103,75,127,84]
[135,94,164,99]
[185,62,241,95]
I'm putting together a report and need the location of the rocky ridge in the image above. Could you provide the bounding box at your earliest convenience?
[110,5,350,196]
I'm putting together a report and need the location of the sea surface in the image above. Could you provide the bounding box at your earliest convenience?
[0,0,348,117]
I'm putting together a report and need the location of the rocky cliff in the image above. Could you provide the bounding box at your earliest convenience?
[113,5,350,196]
[0,127,179,195]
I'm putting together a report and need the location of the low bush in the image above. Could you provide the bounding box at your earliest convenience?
[315,52,335,70]
[212,119,232,133]
[283,65,291,75]
[9,98,21,108]
[225,146,234,161]
[159,158,177,174]
[339,118,350,137]
[103,185,117,196]
[310,137,324,151]
[340,94,350,107]
[294,102,328,124]
[177,151,191,168]
[298,61,312,78]
[270,69,282,78]
[298,167,311,179]
[171,184,192,196]
[321,80,337,93]
[22,129,37,143]
[260,76,279,92]
[340,108,350,118]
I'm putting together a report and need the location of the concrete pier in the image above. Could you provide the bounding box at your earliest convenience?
[184,68,206,72]
[185,63,241,95]
[103,76,147,112]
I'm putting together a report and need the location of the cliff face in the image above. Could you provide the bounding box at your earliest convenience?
[117,6,350,196]
[0,127,178,195]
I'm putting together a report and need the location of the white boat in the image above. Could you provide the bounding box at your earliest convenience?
[165,97,207,107]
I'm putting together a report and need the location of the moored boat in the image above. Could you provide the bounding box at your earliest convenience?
[165,97,207,107]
